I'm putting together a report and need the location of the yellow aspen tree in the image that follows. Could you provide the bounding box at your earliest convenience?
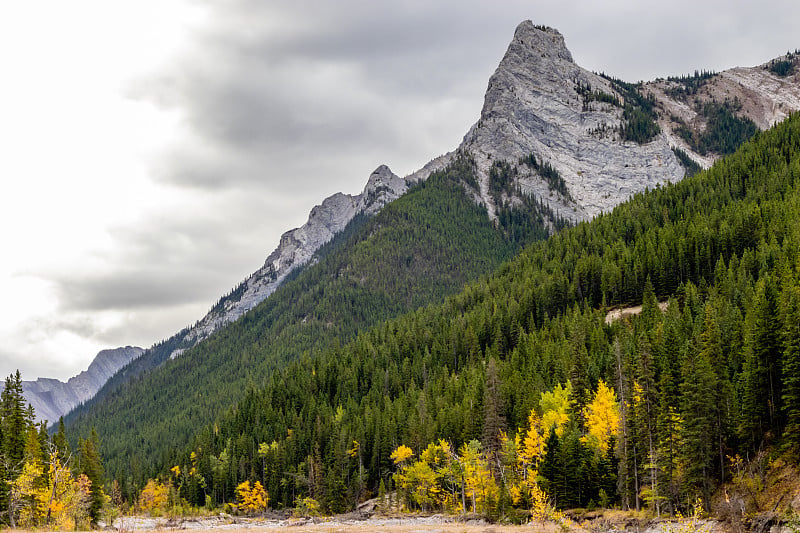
[9,461,47,528]
[539,381,574,437]
[138,479,169,514]
[582,379,621,453]
[401,460,441,511]
[235,480,268,514]
[523,409,547,469]
[390,444,414,509]
[460,440,498,515]
[390,444,413,464]
[48,471,92,530]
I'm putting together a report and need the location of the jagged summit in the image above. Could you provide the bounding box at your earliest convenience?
[511,21,573,65]
[22,346,144,425]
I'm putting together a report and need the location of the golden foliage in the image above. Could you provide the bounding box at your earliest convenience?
[235,480,269,514]
[582,379,621,453]
[539,381,573,438]
[390,444,414,464]
[138,479,170,514]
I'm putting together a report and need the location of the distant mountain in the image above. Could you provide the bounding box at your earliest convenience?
[65,21,800,492]
[22,346,143,425]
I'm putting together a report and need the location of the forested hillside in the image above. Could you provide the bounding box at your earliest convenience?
[159,113,800,517]
[66,156,563,490]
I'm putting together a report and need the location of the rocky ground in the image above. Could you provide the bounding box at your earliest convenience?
[91,511,730,533]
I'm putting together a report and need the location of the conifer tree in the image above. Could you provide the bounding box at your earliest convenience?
[740,277,782,449]
[481,358,506,470]
[781,283,800,452]
[680,334,718,506]
[78,428,105,524]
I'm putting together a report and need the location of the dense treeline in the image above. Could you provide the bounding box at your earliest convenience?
[0,373,104,528]
[664,70,717,100]
[675,99,758,156]
[67,155,559,497]
[161,114,800,517]
[766,51,798,77]
[600,75,661,144]
[671,147,703,178]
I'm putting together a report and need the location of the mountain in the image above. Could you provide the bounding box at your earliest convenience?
[22,346,143,425]
[455,22,800,222]
[65,21,800,496]
[174,110,800,513]
[100,22,800,380]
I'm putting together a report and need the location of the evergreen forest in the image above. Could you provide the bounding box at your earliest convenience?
[0,373,104,529]
[110,113,800,520]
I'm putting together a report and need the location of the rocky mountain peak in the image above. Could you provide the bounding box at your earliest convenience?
[510,21,573,64]
[461,22,800,225]
[22,346,144,425]
[359,164,407,215]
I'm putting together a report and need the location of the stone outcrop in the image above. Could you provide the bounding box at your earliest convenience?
[455,21,800,224]
[22,346,143,425]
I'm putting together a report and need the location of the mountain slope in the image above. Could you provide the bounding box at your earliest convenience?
[89,23,800,397]
[178,112,800,512]
[78,22,799,410]
[69,165,413,408]
[22,346,143,425]
[66,157,557,486]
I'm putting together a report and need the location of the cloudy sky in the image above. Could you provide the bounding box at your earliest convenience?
[2,0,799,382]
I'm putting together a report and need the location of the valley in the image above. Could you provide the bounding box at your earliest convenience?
[4,17,800,532]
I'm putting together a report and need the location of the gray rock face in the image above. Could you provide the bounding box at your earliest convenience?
[169,165,409,357]
[22,346,143,425]
[460,21,683,222]
[451,21,800,224]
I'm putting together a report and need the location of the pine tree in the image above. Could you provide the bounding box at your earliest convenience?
[2,372,28,468]
[481,358,506,471]
[78,428,105,524]
[680,337,718,506]
[52,417,70,460]
[781,284,800,452]
[740,277,782,449]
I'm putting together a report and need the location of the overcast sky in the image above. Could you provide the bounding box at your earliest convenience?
[2,0,799,382]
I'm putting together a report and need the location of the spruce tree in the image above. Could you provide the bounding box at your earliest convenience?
[79,428,105,524]
[481,358,506,469]
[781,285,800,452]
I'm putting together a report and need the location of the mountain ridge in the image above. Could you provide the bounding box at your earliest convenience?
[22,345,143,425]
